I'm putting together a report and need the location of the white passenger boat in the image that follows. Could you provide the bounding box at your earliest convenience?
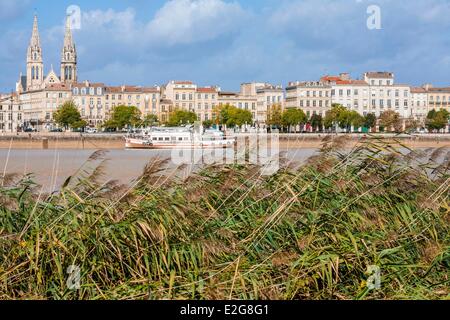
[124,126,236,149]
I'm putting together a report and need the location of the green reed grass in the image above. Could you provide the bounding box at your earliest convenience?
[0,136,449,300]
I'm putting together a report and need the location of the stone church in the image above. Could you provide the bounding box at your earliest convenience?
[16,14,77,93]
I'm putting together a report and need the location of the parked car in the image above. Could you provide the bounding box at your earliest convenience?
[85,127,98,134]
[24,127,37,132]
[50,128,63,132]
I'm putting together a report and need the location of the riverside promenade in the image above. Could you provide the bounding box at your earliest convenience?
[0,132,449,150]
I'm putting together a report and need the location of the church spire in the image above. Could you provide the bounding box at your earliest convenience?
[63,15,74,48]
[26,14,44,91]
[30,14,41,47]
[61,14,77,84]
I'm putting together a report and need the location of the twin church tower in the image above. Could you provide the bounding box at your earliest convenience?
[18,14,77,92]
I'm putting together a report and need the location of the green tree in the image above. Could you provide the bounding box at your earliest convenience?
[350,111,365,131]
[379,110,402,133]
[216,104,252,128]
[426,109,450,132]
[202,120,214,128]
[266,104,283,129]
[167,109,197,126]
[310,114,323,132]
[282,108,307,132]
[104,105,141,130]
[53,100,84,130]
[142,113,158,127]
[232,108,253,127]
[364,113,377,130]
[324,104,348,131]
[405,117,420,133]
[220,104,253,128]
[72,120,88,129]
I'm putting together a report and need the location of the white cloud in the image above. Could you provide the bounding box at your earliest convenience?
[0,0,30,19]
[147,0,247,46]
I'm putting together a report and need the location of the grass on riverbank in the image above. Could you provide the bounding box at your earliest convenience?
[0,136,449,300]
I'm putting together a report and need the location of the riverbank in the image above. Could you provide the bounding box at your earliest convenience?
[0,133,449,149]
[1,140,448,300]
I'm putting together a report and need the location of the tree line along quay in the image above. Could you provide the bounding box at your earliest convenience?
[41,100,450,135]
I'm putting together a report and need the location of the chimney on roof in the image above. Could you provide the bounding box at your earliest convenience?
[423,83,433,90]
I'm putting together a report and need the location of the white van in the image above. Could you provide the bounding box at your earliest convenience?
[85,127,98,134]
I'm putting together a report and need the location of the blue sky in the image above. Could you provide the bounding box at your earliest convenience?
[1,0,450,92]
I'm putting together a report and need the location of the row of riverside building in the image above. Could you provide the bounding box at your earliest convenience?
[1,14,449,133]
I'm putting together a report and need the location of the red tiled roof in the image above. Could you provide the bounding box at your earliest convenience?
[122,86,142,93]
[174,81,194,85]
[428,87,450,93]
[411,87,427,93]
[105,86,122,93]
[197,87,218,93]
[142,87,160,93]
[219,92,238,96]
[73,82,105,88]
[365,72,394,79]
[46,84,71,91]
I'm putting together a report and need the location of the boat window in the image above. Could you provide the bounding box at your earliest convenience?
[184,137,189,141]
[165,137,170,141]
[178,137,183,141]
[158,137,163,141]
[152,137,157,140]
[171,137,177,141]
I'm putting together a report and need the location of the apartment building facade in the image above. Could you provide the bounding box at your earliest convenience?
[285,81,331,118]
[427,85,450,114]
[0,94,23,133]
